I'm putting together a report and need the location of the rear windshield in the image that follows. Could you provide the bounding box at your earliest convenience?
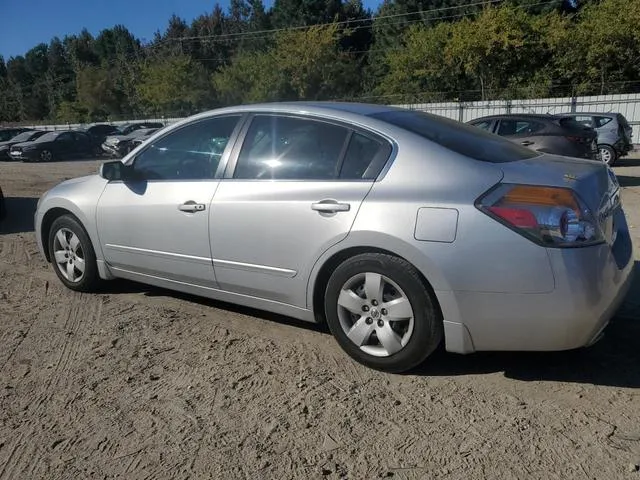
[370,110,538,163]
[558,117,591,130]
[617,114,630,129]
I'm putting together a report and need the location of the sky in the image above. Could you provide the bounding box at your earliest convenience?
[1,0,382,60]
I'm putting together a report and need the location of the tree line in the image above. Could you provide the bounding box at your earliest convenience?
[0,0,638,124]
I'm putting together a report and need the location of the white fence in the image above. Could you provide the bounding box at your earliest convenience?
[394,92,640,144]
[19,92,640,144]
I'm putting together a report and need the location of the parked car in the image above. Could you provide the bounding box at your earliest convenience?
[101,128,160,157]
[0,127,33,142]
[116,122,164,136]
[468,114,599,161]
[9,130,97,162]
[0,130,47,160]
[561,112,634,166]
[84,124,120,147]
[0,184,5,223]
[34,103,633,373]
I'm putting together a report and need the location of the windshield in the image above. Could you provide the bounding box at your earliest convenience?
[10,131,41,142]
[35,132,60,142]
[371,110,538,163]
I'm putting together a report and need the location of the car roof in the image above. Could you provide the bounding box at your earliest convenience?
[470,113,565,121]
[562,112,618,117]
[196,101,403,118]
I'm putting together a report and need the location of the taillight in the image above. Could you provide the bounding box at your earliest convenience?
[565,136,590,144]
[476,184,604,247]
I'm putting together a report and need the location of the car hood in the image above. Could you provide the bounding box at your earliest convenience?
[105,135,132,143]
[13,141,48,148]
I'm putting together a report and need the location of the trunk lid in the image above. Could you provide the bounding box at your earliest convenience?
[499,154,620,242]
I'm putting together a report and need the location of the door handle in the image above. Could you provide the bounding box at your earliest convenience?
[311,201,351,213]
[521,141,534,146]
[178,201,206,213]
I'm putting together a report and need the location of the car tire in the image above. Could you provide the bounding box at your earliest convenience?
[40,149,53,162]
[599,144,617,166]
[48,215,101,292]
[324,253,443,373]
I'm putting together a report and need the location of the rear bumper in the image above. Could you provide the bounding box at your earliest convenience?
[441,215,634,354]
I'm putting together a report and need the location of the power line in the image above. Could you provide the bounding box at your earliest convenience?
[161,0,558,44]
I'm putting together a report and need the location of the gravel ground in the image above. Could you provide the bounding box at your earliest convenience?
[0,155,639,479]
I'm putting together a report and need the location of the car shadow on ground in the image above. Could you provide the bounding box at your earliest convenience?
[108,262,640,388]
[617,158,640,168]
[0,197,38,234]
[617,175,640,187]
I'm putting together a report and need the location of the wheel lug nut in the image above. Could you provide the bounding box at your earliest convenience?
[371,300,378,306]
[365,317,372,325]
[362,305,369,312]
[377,320,384,327]
[381,308,388,315]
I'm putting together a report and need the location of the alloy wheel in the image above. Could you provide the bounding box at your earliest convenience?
[599,147,612,165]
[337,272,415,357]
[53,228,86,283]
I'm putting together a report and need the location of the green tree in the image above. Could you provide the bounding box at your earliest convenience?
[137,54,213,116]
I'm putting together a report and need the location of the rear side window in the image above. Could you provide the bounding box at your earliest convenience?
[371,110,538,163]
[594,116,613,128]
[234,115,349,180]
[339,133,390,180]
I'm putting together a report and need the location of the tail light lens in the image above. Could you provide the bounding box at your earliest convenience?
[476,184,604,247]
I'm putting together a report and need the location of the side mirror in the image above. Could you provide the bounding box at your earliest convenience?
[99,160,131,181]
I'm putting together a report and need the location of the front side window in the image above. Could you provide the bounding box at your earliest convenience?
[594,116,613,128]
[573,116,594,128]
[57,132,73,142]
[133,115,240,181]
[233,115,348,180]
[497,120,543,136]
[471,120,493,131]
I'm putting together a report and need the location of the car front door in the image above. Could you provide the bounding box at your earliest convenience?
[72,132,94,158]
[496,118,544,149]
[209,113,391,308]
[54,132,75,159]
[96,114,244,287]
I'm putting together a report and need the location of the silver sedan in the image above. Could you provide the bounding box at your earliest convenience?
[34,102,634,372]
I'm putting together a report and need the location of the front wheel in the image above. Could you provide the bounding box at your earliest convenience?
[324,253,443,373]
[599,145,617,166]
[39,149,53,162]
[48,215,101,292]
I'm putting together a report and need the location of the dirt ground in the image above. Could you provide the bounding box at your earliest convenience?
[1,155,640,480]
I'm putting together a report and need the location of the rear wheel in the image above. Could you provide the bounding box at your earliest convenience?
[599,144,617,166]
[324,253,442,373]
[48,215,101,292]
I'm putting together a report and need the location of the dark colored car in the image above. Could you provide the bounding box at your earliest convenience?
[9,130,97,162]
[84,124,120,147]
[468,114,599,161]
[116,122,164,136]
[0,130,47,160]
[0,127,32,142]
[0,185,5,223]
[101,128,160,157]
[561,112,634,165]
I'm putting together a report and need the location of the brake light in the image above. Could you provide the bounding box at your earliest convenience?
[476,184,604,247]
[565,136,589,144]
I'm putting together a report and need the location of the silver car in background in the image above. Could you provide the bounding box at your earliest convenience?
[34,102,634,372]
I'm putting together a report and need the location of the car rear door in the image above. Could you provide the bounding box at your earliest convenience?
[208,113,391,308]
